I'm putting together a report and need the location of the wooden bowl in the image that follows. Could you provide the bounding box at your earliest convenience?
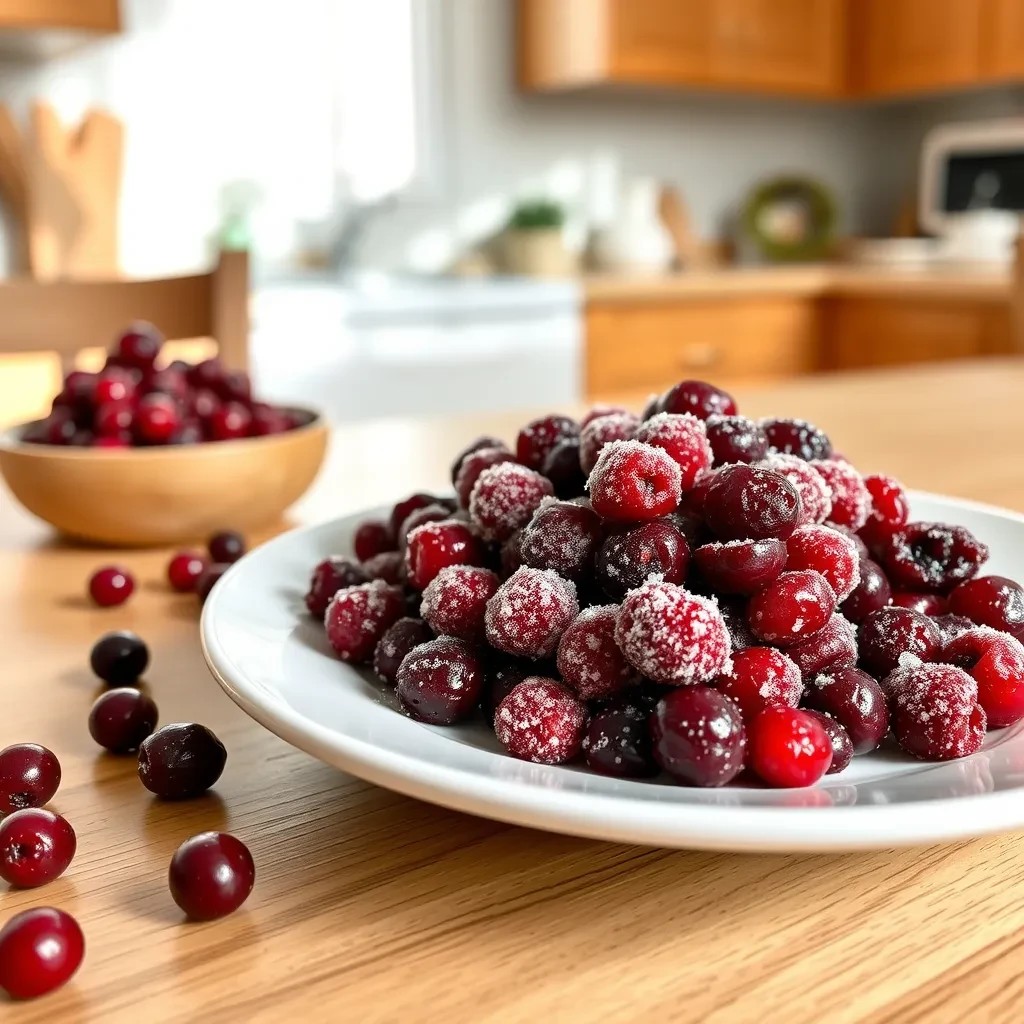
[0,411,328,546]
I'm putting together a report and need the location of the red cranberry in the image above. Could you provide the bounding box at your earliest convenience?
[89,688,159,753]
[138,722,227,799]
[885,662,985,761]
[396,637,484,724]
[757,454,832,525]
[761,417,832,461]
[891,591,949,615]
[495,678,588,764]
[187,356,225,390]
[304,557,369,618]
[167,551,208,593]
[786,524,861,602]
[94,399,134,437]
[208,530,246,564]
[705,414,769,466]
[662,379,737,420]
[455,447,518,509]
[353,518,396,561]
[89,630,149,685]
[748,570,836,646]
[94,367,136,406]
[650,686,746,786]
[519,500,602,583]
[587,439,682,522]
[515,414,579,471]
[0,744,61,814]
[169,832,255,920]
[61,369,98,408]
[389,493,438,536]
[944,628,1024,727]
[325,580,406,662]
[541,438,587,499]
[582,701,658,778]
[749,707,832,787]
[0,907,84,1000]
[196,563,230,604]
[880,522,989,592]
[135,393,179,444]
[840,558,892,622]
[693,538,787,596]
[420,565,500,641]
[450,435,508,486]
[148,367,189,403]
[810,459,871,531]
[615,582,731,685]
[805,666,889,754]
[397,503,452,547]
[88,565,134,607]
[633,413,712,490]
[579,413,640,475]
[188,386,221,421]
[711,646,802,723]
[93,432,131,448]
[363,550,406,585]
[485,567,578,659]
[0,808,76,888]
[803,710,853,774]
[595,519,690,601]
[405,519,485,590]
[860,474,910,550]
[216,370,252,404]
[704,464,801,542]
[207,401,253,441]
[469,463,554,542]
[858,606,940,676]
[948,575,1024,641]
[556,605,636,700]
[116,321,162,367]
[786,613,858,678]
[372,617,434,685]
[250,404,292,436]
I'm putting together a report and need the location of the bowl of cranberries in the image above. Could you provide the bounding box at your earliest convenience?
[0,323,327,546]
[201,378,1024,851]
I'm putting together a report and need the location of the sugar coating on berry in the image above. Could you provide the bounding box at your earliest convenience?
[633,412,713,490]
[556,605,636,700]
[587,439,682,522]
[469,462,554,542]
[757,454,832,525]
[786,613,858,678]
[786,523,861,602]
[519,499,602,582]
[712,646,802,723]
[705,414,769,466]
[579,412,639,474]
[615,581,732,685]
[515,415,579,470]
[811,459,871,530]
[325,580,406,663]
[881,522,990,593]
[420,565,500,641]
[455,446,517,509]
[485,566,579,659]
[494,677,588,764]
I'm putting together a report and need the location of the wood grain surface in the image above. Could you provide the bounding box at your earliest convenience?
[3,360,1024,1023]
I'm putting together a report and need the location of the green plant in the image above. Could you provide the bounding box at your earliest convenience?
[507,199,565,231]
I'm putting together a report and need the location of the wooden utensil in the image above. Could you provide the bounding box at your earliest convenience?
[657,184,703,270]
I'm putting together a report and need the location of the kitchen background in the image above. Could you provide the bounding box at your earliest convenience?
[0,0,1022,425]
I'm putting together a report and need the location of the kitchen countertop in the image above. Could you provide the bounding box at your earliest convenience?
[4,360,1024,1021]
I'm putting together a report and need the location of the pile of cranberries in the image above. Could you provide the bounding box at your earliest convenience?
[20,322,308,449]
[305,377,1024,790]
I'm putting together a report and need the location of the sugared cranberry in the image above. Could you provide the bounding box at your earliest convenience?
[786,613,858,678]
[804,666,889,754]
[749,707,832,787]
[420,565,499,641]
[711,646,802,723]
[167,551,208,593]
[704,464,801,542]
[455,447,518,509]
[615,582,731,685]
[803,710,853,774]
[208,529,246,564]
[362,550,406,585]
[948,575,1024,641]
[396,503,452,547]
[389,493,439,537]
[705,414,769,466]
[94,399,134,437]
[169,832,255,920]
[891,591,949,615]
[481,658,542,725]
[595,519,690,601]
[885,662,986,761]
[786,524,861,602]
[138,722,227,799]
[840,558,892,622]
[89,688,159,753]
[860,474,910,550]
[88,565,134,607]
[0,808,76,888]
[748,570,836,646]
[809,459,870,531]
[89,630,149,685]
[304,557,368,618]
[858,606,940,676]
[134,393,179,444]
[0,745,61,815]
[396,636,484,724]
[353,519,396,562]
[662,379,737,420]
[406,519,485,590]
[650,686,746,786]
[0,907,84,1000]
[469,463,554,542]
[579,413,639,475]
[757,454,832,525]
[485,567,578,659]
[372,617,434,684]
[325,580,406,662]
[541,438,587,499]
[556,605,635,700]
[196,563,230,604]
[588,439,682,523]
[450,435,508,486]
[515,415,579,471]
[494,678,588,764]
[880,522,989,592]
[633,413,713,490]
[519,500,602,583]
[944,628,1024,728]
[761,417,832,461]
[582,701,658,778]
[693,538,787,596]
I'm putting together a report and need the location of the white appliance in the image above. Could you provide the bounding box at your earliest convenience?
[250,275,582,421]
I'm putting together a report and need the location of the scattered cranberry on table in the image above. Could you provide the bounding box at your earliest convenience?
[0,907,84,1000]
[88,565,135,607]
[0,808,76,888]
[168,832,255,921]
[138,723,227,799]
[196,563,231,605]
[89,688,159,753]
[0,743,61,815]
[167,551,209,593]
[89,630,149,685]
[207,530,246,564]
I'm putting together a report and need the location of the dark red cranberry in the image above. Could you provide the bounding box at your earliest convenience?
[579,413,640,474]
[469,463,554,541]
[89,630,149,685]
[208,529,246,564]
[860,474,910,550]
[325,580,406,662]
[88,565,134,607]
[760,417,832,461]
[135,393,179,444]
[804,666,889,754]
[582,702,658,778]
[450,435,508,486]
[89,688,159,753]
[353,518,396,561]
[167,551,208,593]
[748,570,836,646]
[556,605,636,700]
[786,524,861,602]
[515,414,579,471]
[372,617,434,685]
[749,707,832,787]
[858,606,940,676]
[207,401,253,441]
[420,565,499,642]
[596,519,690,601]
[812,459,870,530]
[216,370,252,404]
[398,503,459,548]
[519,500,602,583]
[0,907,84,1000]
[944,628,1024,728]
[891,591,949,615]
[711,646,802,723]
[633,413,713,489]
[757,454,832,526]
[187,357,225,390]
[495,678,588,764]
[803,710,853,774]
[196,563,230,604]
[94,367,136,405]
[786,613,858,678]
[704,464,801,542]
[68,429,94,447]
[0,808,76,888]
[389,493,438,537]
[485,567,578,659]
[405,519,485,590]
[94,399,134,437]
[500,529,526,579]
[0,744,61,815]
[948,575,1024,641]
[840,558,892,622]
[481,658,541,725]
[93,432,131,448]
[116,322,163,367]
[169,832,255,920]
[650,686,746,786]
[588,439,682,522]
[541,437,587,499]
[705,414,769,466]
[693,538,787,596]
[880,522,989,592]
[138,723,227,799]
[249,403,291,436]
[362,550,406,584]
[397,637,485,724]
[147,367,189,402]
[455,447,518,509]
[305,557,369,618]
[37,411,77,445]
[662,379,737,420]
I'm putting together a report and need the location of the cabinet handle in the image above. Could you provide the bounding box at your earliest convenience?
[678,343,721,369]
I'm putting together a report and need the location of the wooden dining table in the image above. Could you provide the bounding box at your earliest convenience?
[4,358,1024,1023]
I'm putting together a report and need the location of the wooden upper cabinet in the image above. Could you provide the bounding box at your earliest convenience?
[609,1,712,84]
[981,0,1024,79]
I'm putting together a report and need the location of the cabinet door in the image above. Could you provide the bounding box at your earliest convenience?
[713,0,846,96]
[854,0,983,97]
[982,0,1024,79]
[608,0,712,84]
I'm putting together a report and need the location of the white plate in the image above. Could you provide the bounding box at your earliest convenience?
[201,492,1024,852]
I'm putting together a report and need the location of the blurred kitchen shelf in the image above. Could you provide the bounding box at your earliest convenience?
[0,0,119,60]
